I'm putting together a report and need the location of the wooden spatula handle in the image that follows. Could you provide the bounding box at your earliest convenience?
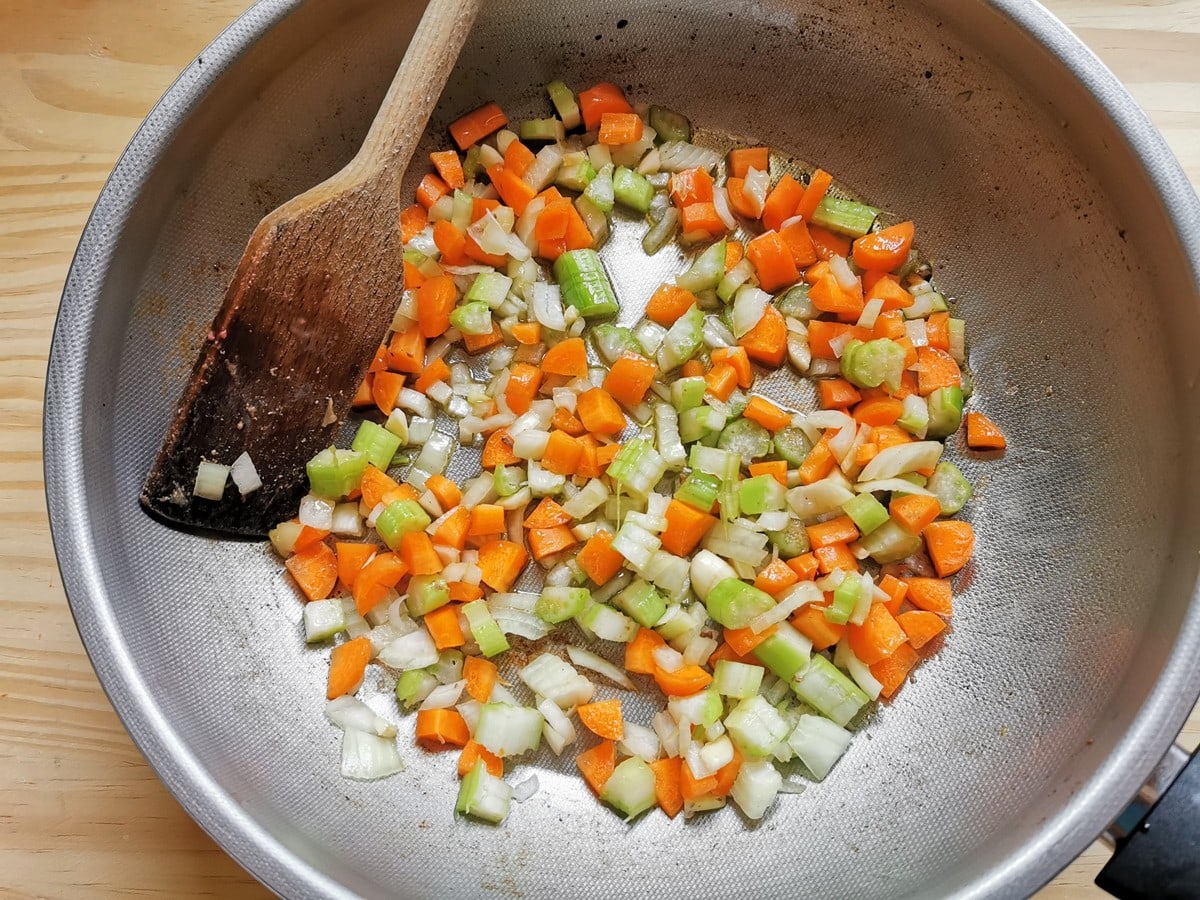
[355,0,484,176]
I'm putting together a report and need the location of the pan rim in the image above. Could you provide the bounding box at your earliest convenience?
[42,1,1200,898]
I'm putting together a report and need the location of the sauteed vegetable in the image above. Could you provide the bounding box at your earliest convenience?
[243,79,1006,824]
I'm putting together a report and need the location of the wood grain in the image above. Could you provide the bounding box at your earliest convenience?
[0,2,1195,897]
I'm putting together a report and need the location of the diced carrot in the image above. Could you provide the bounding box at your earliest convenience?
[747,230,800,292]
[916,347,962,396]
[471,197,501,222]
[679,202,726,237]
[855,442,879,467]
[400,531,442,576]
[890,493,942,533]
[645,284,698,327]
[709,346,751,390]
[578,82,634,131]
[461,319,503,353]
[503,139,536,177]
[541,430,583,476]
[872,424,914,450]
[797,437,836,485]
[852,396,904,426]
[524,498,572,529]
[335,541,376,591]
[966,411,1007,450]
[754,558,800,597]
[902,577,953,615]
[352,375,374,407]
[538,238,568,262]
[577,531,625,586]
[725,240,744,271]
[707,642,752,667]
[486,162,536,215]
[923,520,974,578]
[813,542,858,574]
[795,168,832,221]
[725,177,759,219]
[416,708,470,750]
[404,257,425,288]
[458,740,503,778]
[416,275,456,339]
[413,357,451,395]
[660,499,717,557]
[425,475,462,511]
[576,739,617,794]
[669,168,715,207]
[896,610,947,650]
[853,221,914,272]
[481,428,520,469]
[387,328,425,374]
[576,388,626,436]
[926,311,951,352]
[366,341,388,373]
[739,304,788,367]
[468,504,507,537]
[779,218,818,268]
[415,172,449,209]
[806,515,859,549]
[867,273,915,311]
[625,627,667,675]
[327,637,372,700]
[359,465,405,509]
[818,378,862,410]
[806,321,870,360]
[847,603,908,665]
[761,174,805,231]
[429,149,465,190]
[878,573,909,616]
[604,352,658,407]
[575,436,601,479]
[596,442,622,469]
[504,362,543,416]
[711,746,743,798]
[808,225,852,260]
[679,760,718,802]
[810,273,863,317]
[563,203,595,251]
[449,101,508,150]
[528,525,577,561]
[727,147,769,178]
[371,370,405,417]
[872,309,907,340]
[653,664,713,696]
[433,219,468,265]
[477,539,528,592]
[577,699,624,740]
[425,604,466,650]
[448,581,484,603]
[649,757,684,817]
[286,541,338,601]
[598,111,643,145]
[400,203,429,243]
[542,337,589,377]
[704,363,738,402]
[724,624,776,657]
[432,506,471,551]
[870,642,919,698]
[464,655,498,703]
[510,321,542,345]
[791,602,845,651]
[787,553,819,582]
[748,459,788,487]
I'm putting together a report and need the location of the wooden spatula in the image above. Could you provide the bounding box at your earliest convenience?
[141,0,482,538]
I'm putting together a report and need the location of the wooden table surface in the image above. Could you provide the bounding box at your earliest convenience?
[1,1,1197,896]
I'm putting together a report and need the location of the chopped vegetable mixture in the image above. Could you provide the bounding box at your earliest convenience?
[255,79,1007,824]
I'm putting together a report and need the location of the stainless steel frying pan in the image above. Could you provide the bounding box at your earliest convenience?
[44,1,1200,897]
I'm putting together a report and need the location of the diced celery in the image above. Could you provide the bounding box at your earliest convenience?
[601,757,657,819]
[772,426,811,467]
[752,622,812,681]
[787,713,853,780]
[303,598,346,642]
[306,447,369,500]
[462,145,482,182]
[717,419,772,461]
[493,464,525,498]
[739,474,787,515]
[896,393,930,439]
[717,258,756,303]
[556,150,596,192]
[546,80,581,130]
[606,438,666,496]
[648,105,691,143]
[577,601,639,642]
[613,166,654,213]
[840,338,906,392]
[676,239,727,293]
[584,163,615,212]
[462,600,511,657]
[520,117,565,143]
[680,405,726,444]
[688,444,740,480]
[825,574,861,625]
[927,386,965,439]
[449,301,495,336]
[555,249,620,318]
[713,659,765,699]
[475,703,543,756]
[535,586,591,624]
[706,578,775,629]
[841,492,889,536]
[667,687,723,727]
[927,461,972,515]
[375,499,432,550]
[810,196,879,237]
[903,289,949,320]
[406,574,450,616]
[671,376,708,414]
[456,760,513,823]
[591,323,640,364]
[395,669,438,709]
[792,655,869,726]
[465,271,513,309]
[776,283,816,320]
[613,579,667,628]
[658,303,704,372]
[730,759,782,820]
[675,471,720,511]
[643,206,680,256]
[725,695,790,759]
[352,420,403,471]
[766,519,809,557]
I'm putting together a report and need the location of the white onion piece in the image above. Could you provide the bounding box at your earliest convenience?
[325,697,398,737]
[419,680,466,710]
[531,282,567,331]
[229,452,262,496]
[856,297,885,330]
[712,186,737,230]
[512,775,540,803]
[906,318,929,348]
[829,255,859,292]
[618,721,662,763]
[192,461,229,500]
[566,646,636,690]
[744,167,770,217]
[835,637,883,700]
[749,581,823,633]
[858,441,944,482]
[855,478,936,496]
[299,494,334,530]
[653,645,685,673]
[828,331,854,359]
[340,729,403,781]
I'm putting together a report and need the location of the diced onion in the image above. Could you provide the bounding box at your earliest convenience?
[192,461,229,500]
[857,441,944,481]
[566,646,636,690]
[229,452,262,496]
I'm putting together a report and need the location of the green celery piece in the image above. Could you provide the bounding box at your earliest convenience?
[535,586,591,624]
[462,145,482,181]
[717,419,772,461]
[648,105,692,143]
[591,323,640,364]
[739,474,787,515]
[841,492,889,536]
[676,239,727,293]
[840,338,906,392]
[792,654,869,727]
[556,152,596,192]
[613,579,667,628]
[546,80,581,130]
[613,166,654,213]
[306,446,368,500]
[858,518,923,564]
[775,283,816,320]
[679,405,725,444]
[520,117,565,143]
[351,420,402,472]
[606,438,653,488]
[406,574,450,616]
[766,518,810,557]
[601,757,657,820]
[724,695,790,759]
[395,669,437,708]
[670,376,708,413]
[706,578,776,629]
[752,623,811,681]
[555,249,620,318]
[462,600,510,657]
[493,464,524,498]
[449,301,495,336]
[772,426,812,467]
[465,271,512,308]
[584,163,615,212]
[927,386,965,438]
[927,461,972,515]
[810,196,879,237]
[642,206,680,256]
[375,499,432,550]
[825,575,860,625]
[675,471,720,511]
[658,303,704,371]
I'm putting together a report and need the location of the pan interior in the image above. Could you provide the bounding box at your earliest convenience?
[50,0,1200,897]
